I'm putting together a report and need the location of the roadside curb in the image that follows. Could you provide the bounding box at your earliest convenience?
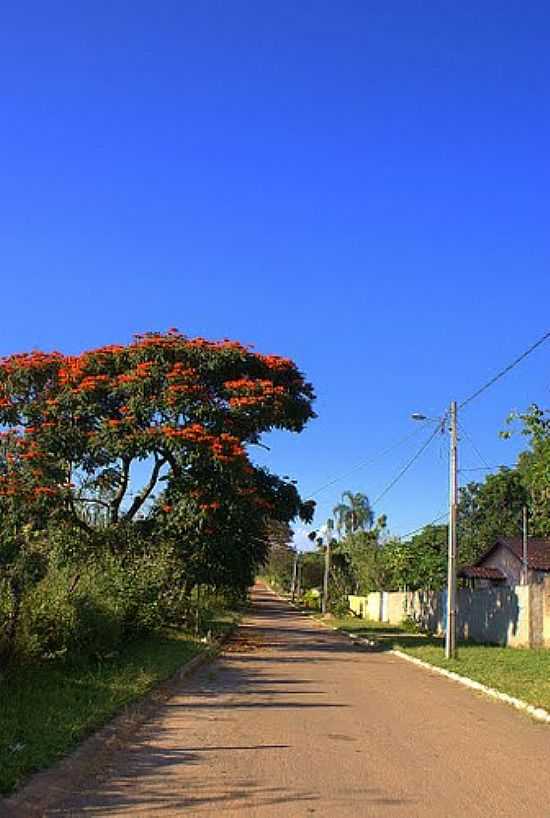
[2,629,236,818]
[265,584,550,726]
[389,649,550,725]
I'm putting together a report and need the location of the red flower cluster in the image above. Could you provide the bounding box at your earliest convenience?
[117,360,155,386]
[199,501,221,511]
[58,356,86,386]
[163,423,210,442]
[33,486,58,497]
[259,354,294,371]
[210,433,245,463]
[0,350,64,376]
[76,374,111,392]
[167,363,197,381]
[161,424,245,464]
[224,378,286,408]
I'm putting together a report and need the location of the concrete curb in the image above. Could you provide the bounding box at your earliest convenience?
[389,649,550,725]
[265,584,550,726]
[2,629,236,817]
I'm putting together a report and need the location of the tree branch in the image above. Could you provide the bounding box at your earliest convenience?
[110,457,131,524]
[123,454,167,520]
[159,447,182,479]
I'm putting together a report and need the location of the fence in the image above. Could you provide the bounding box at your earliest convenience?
[349,577,550,648]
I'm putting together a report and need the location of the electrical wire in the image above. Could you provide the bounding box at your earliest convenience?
[398,510,449,541]
[459,330,550,410]
[458,421,528,537]
[371,420,445,507]
[457,421,493,471]
[303,424,427,500]
[459,466,515,472]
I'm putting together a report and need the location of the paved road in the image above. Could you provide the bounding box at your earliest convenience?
[45,584,550,817]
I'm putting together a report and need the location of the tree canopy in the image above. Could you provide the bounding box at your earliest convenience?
[0,331,316,661]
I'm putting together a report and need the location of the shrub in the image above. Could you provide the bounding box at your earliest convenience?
[17,567,122,661]
[302,589,320,610]
[329,596,351,617]
[400,614,421,633]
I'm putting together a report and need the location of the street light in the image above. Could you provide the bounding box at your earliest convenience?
[412,403,458,659]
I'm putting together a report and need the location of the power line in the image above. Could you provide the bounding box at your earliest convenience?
[372,420,445,507]
[459,330,550,410]
[457,421,493,471]
[304,425,426,500]
[398,510,449,541]
[459,465,515,472]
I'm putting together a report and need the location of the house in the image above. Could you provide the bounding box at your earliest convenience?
[460,537,550,588]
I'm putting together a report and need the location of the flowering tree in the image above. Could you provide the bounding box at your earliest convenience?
[0,331,315,649]
[0,330,315,529]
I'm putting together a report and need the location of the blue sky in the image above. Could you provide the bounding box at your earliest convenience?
[1,2,549,549]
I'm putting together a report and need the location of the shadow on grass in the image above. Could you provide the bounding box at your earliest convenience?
[341,625,444,651]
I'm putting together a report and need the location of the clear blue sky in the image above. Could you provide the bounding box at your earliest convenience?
[1,2,549,548]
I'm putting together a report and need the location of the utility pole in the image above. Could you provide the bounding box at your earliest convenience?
[295,553,302,600]
[290,551,298,601]
[322,519,334,615]
[522,506,528,584]
[446,400,458,659]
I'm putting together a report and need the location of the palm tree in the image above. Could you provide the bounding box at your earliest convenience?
[332,491,374,536]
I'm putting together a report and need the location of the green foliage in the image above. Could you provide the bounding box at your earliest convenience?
[0,630,202,796]
[509,405,550,536]
[399,614,421,633]
[333,491,374,536]
[380,526,448,591]
[264,536,296,592]
[18,569,123,662]
[302,588,321,609]
[0,333,315,668]
[458,469,527,565]
[300,551,324,590]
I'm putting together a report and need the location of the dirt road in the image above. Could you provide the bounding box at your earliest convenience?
[42,584,550,817]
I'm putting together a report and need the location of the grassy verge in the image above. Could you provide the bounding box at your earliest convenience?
[328,615,550,712]
[0,608,242,797]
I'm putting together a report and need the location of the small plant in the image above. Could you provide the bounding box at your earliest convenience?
[400,614,421,633]
[329,596,352,617]
[302,589,321,610]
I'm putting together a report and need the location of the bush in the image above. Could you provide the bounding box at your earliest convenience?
[17,567,122,661]
[14,544,184,662]
[329,596,351,617]
[302,589,320,610]
[400,614,421,633]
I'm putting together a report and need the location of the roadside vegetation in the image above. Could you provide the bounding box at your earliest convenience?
[0,330,315,793]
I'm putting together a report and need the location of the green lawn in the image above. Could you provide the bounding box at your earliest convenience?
[0,610,241,796]
[327,615,550,713]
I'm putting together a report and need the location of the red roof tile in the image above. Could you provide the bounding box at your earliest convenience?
[497,537,550,571]
[460,566,506,580]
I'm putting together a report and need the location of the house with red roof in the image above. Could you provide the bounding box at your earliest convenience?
[460,537,550,587]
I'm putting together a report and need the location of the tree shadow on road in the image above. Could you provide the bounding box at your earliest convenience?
[42,590,419,816]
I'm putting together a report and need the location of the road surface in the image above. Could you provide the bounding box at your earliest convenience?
[44,584,550,817]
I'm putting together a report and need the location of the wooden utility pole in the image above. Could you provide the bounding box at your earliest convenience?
[322,519,334,615]
[295,553,302,600]
[522,506,528,584]
[445,400,458,659]
[290,551,298,601]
